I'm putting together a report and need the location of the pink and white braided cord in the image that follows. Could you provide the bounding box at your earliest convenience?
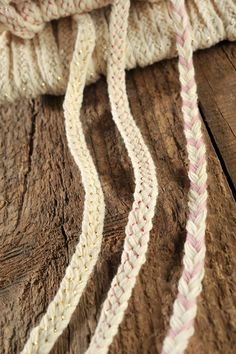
[162,1,208,353]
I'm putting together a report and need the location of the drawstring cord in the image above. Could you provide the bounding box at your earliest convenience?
[21,2,158,353]
[87,0,158,351]
[162,1,208,353]
[1,0,208,353]
[21,14,106,354]
[17,1,158,352]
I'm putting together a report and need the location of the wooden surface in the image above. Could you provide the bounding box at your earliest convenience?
[195,42,236,191]
[0,41,236,354]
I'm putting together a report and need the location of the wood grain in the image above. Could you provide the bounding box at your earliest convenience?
[195,41,236,189]
[0,42,236,354]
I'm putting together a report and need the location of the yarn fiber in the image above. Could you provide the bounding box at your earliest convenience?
[0,0,234,353]
[0,0,236,103]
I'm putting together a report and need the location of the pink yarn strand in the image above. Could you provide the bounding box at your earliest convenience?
[161,1,208,353]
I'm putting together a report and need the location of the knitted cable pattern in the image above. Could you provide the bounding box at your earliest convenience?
[0,0,236,103]
[2,0,235,41]
[1,0,214,353]
[0,0,111,38]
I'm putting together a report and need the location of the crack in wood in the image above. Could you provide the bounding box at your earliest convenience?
[199,103,236,200]
[14,100,38,230]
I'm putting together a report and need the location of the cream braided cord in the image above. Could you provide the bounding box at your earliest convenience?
[86,0,158,352]
[161,1,208,353]
[21,14,106,354]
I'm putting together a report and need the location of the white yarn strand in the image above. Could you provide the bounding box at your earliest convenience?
[86,0,158,352]
[161,1,208,353]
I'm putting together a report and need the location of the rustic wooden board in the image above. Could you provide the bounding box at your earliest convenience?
[0,42,236,354]
[195,41,236,191]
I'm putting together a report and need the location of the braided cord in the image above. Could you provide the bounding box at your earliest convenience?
[161,1,208,353]
[21,14,105,354]
[86,0,158,352]
[14,1,207,353]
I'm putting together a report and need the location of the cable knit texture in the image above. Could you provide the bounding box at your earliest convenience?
[0,0,236,102]
[0,0,233,353]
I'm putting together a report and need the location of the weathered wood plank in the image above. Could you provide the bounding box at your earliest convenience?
[0,43,236,354]
[195,41,236,189]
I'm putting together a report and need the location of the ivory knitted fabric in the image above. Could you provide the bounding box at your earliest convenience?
[0,0,234,354]
[0,0,236,102]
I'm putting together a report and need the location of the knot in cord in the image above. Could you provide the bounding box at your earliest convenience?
[0,0,111,38]
[0,0,44,38]
[1,1,208,354]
